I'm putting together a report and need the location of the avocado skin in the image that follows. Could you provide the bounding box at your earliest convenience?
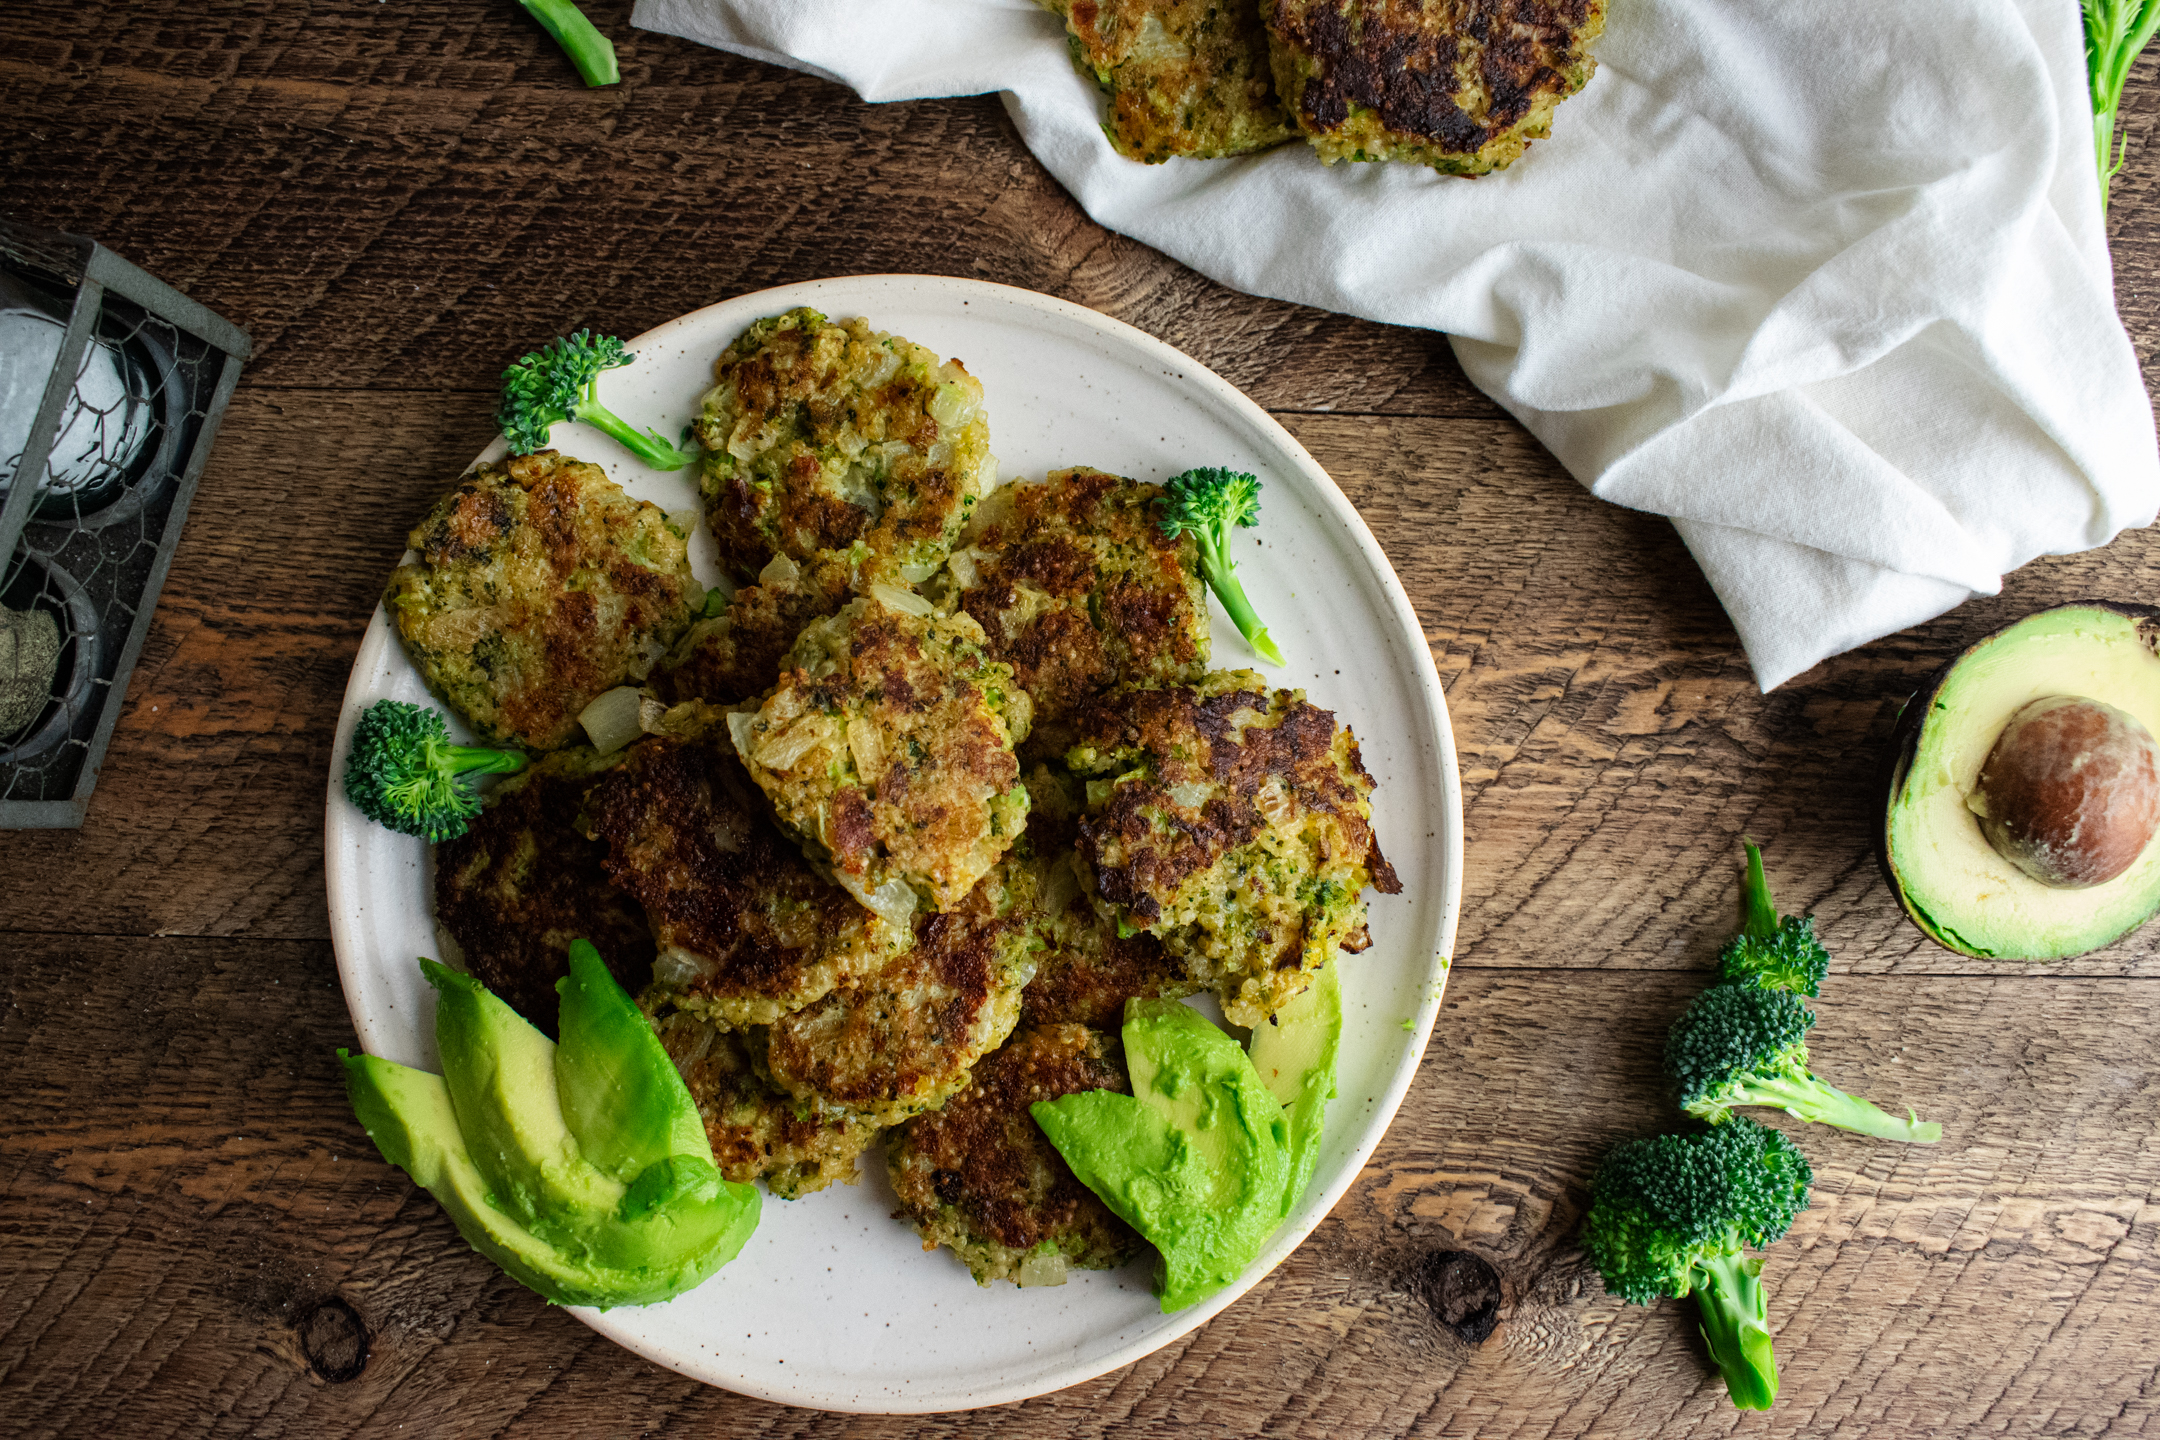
[1876,601,2160,959]
[339,950,760,1310]
[1031,998,1291,1313]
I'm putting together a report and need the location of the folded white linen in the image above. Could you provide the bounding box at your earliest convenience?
[632,0,2160,688]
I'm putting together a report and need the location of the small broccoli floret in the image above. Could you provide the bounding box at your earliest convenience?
[344,700,526,843]
[1716,842,1830,996]
[516,0,619,87]
[1158,467,1283,665]
[498,331,695,471]
[1667,984,1942,1144]
[1582,1117,1812,1411]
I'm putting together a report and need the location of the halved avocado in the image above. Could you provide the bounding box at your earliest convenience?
[1879,601,2160,959]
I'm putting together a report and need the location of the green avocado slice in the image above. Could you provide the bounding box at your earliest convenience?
[1246,957,1340,1219]
[423,957,624,1239]
[341,1049,715,1309]
[1033,998,1291,1312]
[554,938,708,1186]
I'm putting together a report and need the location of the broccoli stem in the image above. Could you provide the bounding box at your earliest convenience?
[1740,840,1778,940]
[571,384,694,470]
[1729,1070,1943,1144]
[1690,1250,1777,1411]
[517,0,620,87]
[1192,530,1285,666]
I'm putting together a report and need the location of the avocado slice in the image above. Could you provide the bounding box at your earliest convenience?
[339,954,760,1309]
[1032,998,1291,1312]
[1246,957,1340,1219]
[1879,602,2160,958]
[554,938,707,1187]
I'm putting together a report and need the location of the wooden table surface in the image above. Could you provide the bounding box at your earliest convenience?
[7,4,2160,1434]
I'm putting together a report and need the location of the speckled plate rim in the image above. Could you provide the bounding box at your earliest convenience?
[325,274,1463,1414]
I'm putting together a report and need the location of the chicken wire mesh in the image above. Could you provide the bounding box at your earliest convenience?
[0,221,249,827]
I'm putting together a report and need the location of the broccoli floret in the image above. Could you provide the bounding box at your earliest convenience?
[516,0,620,87]
[1158,467,1284,665]
[1582,1117,1812,1411]
[498,331,694,471]
[1667,984,1942,1143]
[1716,842,1830,996]
[344,700,526,843]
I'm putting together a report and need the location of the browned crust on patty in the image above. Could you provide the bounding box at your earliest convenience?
[888,1024,1140,1281]
[758,871,1032,1125]
[654,554,853,706]
[432,748,654,1035]
[955,467,1208,759]
[653,1011,880,1198]
[586,725,903,1028]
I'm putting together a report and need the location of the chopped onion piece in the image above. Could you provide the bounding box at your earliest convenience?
[945,549,982,590]
[1016,1252,1069,1288]
[847,716,886,781]
[666,507,700,538]
[579,685,647,755]
[726,708,758,758]
[653,944,717,990]
[928,381,973,433]
[842,873,919,930]
[870,582,934,618]
[899,559,941,585]
[757,716,830,771]
[1167,781,1213,811]
[638,694,669,735]
[759,553,801,589]
[1039,853,1081,916]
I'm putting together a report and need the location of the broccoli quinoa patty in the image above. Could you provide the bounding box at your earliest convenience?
[947,467,1209,760]
[731,594,1032,918]
[1064,670,1401,1026]
[384,450,703,751]
[651,1008,880,1198]
[431,745,655,1035]
[585,709,910,1030]
[1039,0,1298,163]
[695,308,999,586]
[653,552,853,707]
[1011,766,1199,1031]
[888,1024,1142,1286]
[1266,0,1604,175]
[755,865,1036,1127]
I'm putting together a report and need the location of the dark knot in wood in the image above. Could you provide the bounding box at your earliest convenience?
[296,1296,371,1384]
[1406,1249,1503,1346]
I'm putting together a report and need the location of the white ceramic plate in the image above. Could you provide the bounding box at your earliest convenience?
[325,276,1463,1413]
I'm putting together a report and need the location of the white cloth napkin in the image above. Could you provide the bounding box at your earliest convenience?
[633,0,2160,689]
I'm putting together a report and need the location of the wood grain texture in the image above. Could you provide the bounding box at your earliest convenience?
[9,940,2160,1435]
[4,0,2160,1431]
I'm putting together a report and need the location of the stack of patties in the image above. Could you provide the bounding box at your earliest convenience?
[1036,0,1605,173]
[403,310,1400,1291]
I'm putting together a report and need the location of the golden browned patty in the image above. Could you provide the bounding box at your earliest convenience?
[384,451,703,751]
[1041,0,1298,163]
[653,552,852,706]
[731,595,1031,918]
[1064,670,1401,1026]
[948,467,1209,760]
[888,1024,1141,1285]
[756,868,1034,1127]
[1266,0,1604,174]
[1010,766,1199,1030]
[430,746,654,1035]
[651,1007,880,1199]
[695,308,999,586]
[585,715,909,1030]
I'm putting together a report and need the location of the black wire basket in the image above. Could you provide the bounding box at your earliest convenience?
[0,221,250,827]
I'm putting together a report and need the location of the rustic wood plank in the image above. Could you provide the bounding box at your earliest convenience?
[8,939,2160,1434]
[0,1,1487,419]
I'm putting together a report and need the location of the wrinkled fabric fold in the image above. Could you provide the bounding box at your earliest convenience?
[634,0,2159,688]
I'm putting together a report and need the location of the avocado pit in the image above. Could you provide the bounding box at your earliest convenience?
[1967,695,2160,889]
